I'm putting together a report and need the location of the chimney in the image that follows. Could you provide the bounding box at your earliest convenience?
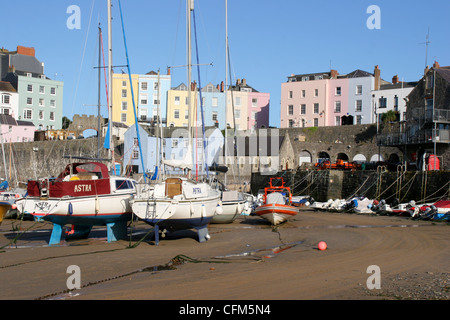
[167,67,171,75]
[236,79,241,86]
[17,46,35,57]
[424,65,429,77]
[392,75,399,84]
[220,81,224,92]
[374,65,381,91]
[8,64,15,73]
[330,69,339,79]
[242,78,247,86]
[433,61,440,69]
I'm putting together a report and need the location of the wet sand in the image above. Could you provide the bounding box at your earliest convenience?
[0,209,448,302]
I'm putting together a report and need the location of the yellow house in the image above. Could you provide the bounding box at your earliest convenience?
[166,83,198,127]
[112,73,139,126]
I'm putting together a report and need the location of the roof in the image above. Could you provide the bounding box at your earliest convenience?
[0,114,17,125]
[379,81,418,90]
[16,120,35,127]
[344,69,374,78]
[0,81,16,93]
[436,68,450,83]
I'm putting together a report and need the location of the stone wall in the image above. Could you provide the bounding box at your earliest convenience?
[251,170,450,203]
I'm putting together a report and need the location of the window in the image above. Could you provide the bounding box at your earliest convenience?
[355,100,362,112]
[132,149,139,159]
[50,87,56,95]
[314,89,319,97]
[153,82,159,90]
[301,76,309,81]
[301,104,306,114]
[335,87,341,96]
[141,98,148,105]
[356,115,362,124]
[122,81,127,87]
[212,97,218,107]
[235,97,241,106]
[27,97,33,105]
[49,112,55,121]
[23,109,32,119]
[174,96,180,105]
[379,97,387,108]
[212,112,218,121]
[122,89,127,98]
[116,180,134,190]
[252,111,257,121]
[289,91,293,99]
[121,113,127,122]
[141,82,148,90]
[174,109,180,119]
[50,100,56,107]
[288,105,294,115]
[334,101,341,113]
[39,110,44,120]
[234,109,240,119]
[2,94,10,104]
[356,85,362,95]
[27,84,33,92]
[335,116,340,126]
[313,103,319,114]
[394,95,399,111]
[314,118,318,127]
[39,98,45,106]
[172,140,178,148]
[184,110,188,119]
[252,98,258,107]
[122,101,128,111]
[39,86,45,94]
[301,90,306,98]
[288,119,294,128]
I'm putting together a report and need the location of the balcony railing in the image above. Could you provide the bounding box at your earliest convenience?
[378,128,450,146]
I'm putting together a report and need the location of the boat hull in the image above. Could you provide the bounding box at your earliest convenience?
[210,199,247,224]
[131,195,220,231]
[0,201,12,225]
[254,204,298,225]
[16,193,134,226]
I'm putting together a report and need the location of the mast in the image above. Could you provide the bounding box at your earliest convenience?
[97,25,102,158]
[224,0,228,186]
[107,0,113,170]
[187,0,193,178]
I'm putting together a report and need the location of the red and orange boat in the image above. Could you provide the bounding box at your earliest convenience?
[254,178,299,225]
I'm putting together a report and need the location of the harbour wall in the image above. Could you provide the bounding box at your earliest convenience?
[251,170,450,203]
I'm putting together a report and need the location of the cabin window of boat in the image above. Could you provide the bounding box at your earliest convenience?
[116,180,132,190]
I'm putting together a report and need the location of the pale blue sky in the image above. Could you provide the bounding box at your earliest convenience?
[3,0,450,127]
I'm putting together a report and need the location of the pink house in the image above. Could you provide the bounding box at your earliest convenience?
[280,72,330,128]
[0,114,35,142]
[248,92,270,129]
[327,77,349,126]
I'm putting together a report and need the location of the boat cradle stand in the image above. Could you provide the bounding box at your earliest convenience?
[48,221,128,246]
[153,224,210,246]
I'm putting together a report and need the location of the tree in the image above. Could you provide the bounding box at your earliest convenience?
[381,110,398,124]
[62,116,72,129]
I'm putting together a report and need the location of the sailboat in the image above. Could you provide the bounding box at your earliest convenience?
[210,0,248,224]
[130,0,221,244]
[15,1,137,245]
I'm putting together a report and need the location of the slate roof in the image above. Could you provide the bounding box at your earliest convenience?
[0,81,16,93]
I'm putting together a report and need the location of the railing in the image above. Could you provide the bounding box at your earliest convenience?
[378,128,450,146]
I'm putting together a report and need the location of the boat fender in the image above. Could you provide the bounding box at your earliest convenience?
[237,202,242,214]
[215,204,223,215]
[190,202,195,216]
[68,202,73,215]
[95,196,100,214]
[201,204,206,218]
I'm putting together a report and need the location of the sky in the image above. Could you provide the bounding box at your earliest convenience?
[2,0,450,129]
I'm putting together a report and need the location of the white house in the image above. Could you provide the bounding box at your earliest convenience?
[0,81,19,118]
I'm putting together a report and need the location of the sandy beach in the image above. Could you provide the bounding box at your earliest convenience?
[0,209,448,303]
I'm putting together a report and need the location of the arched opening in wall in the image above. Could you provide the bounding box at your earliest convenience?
[336,153,349,161]
[298,150,312,167]
[352,154,367,163]
[317,151,330,164]
[370,154,384,162]
[341,115,354,125]
[82,129,98,139]
[388,153,400,163]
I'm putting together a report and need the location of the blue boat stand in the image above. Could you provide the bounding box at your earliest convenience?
[48,221,128,246]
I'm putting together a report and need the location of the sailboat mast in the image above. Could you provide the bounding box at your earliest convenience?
[107,0,113,170]
[187,0,193,177]
[224,0,228,186]
[97,26,102,158]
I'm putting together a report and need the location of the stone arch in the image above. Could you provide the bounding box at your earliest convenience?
[352,153,367,163]
[388,153,400,163]
[370,154,384,162]
[298,150,312,167]
[336,152,349,161]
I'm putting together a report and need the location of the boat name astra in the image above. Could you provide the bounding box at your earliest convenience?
[34,201,52,212]
[74,184,92,193]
